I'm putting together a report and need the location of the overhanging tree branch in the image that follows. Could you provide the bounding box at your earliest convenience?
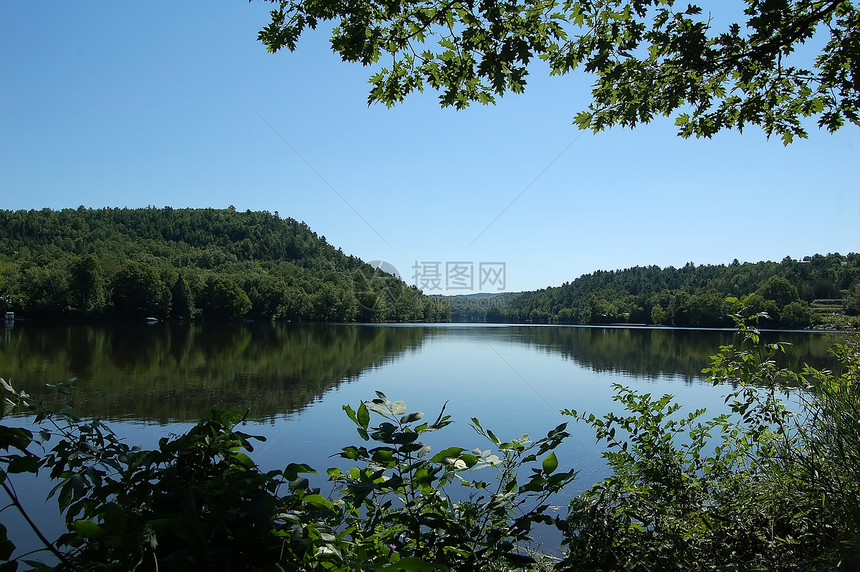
[256,0,860,141]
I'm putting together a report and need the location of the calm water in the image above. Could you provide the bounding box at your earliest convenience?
[0,322,848,559]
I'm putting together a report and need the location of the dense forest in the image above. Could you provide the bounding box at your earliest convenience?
[464,255,860,329]
[2,208,857,329]
[0,207,450,322]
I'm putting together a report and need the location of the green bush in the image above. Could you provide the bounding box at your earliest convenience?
[332,393,575,570]
[557,306,860,570]
[0,386,573,570]
[780,300,812,329]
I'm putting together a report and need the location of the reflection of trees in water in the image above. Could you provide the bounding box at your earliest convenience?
[509,327,845,384]
[1,323,426,422]
[2,324,844,421]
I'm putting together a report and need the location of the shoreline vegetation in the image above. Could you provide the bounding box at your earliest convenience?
[1,312,859,570]
[437,255,859,330]
[1,207,857,330]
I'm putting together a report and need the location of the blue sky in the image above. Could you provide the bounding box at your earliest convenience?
[2,1,857,294]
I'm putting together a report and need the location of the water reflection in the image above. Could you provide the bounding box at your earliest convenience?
[503,326,842,382]
[1,322,425,422]
[0,323,845,423]
[379,324,842,382]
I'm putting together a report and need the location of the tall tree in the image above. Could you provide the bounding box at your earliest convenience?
[757,275,801,309]
[111,262,172,320]
[258,0,859,142]
[199,276,252,320]
[67,254,104,313]
[170,273,196,320]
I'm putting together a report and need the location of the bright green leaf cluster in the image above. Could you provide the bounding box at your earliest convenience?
[334,391,576,569]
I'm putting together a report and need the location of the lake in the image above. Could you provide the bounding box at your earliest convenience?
[0,321,848,559]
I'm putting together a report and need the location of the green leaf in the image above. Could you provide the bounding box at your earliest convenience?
[366,401,390,417]
[430,447,465,463]
[371,448,395,464]
[0,427,33,451]
[0,523,14,561]
[289,477,310,490]
[390,401,407,416]
[427,401,450,430]
[343,404,357,424]
[71,520,104,539]
[284,463,316,480]
[400,411,424,424]
[357,402,370,430]
[302,494,334,511]
[5,454,39,474]
[391,432,419,444]
[340,446,361,460]
[542,452,559,475]
[573,111,593,129]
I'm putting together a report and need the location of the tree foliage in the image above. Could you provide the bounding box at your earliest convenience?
[559,309,860,569]
[111,262,172,320]
[494,252,859,327]
[257,0,860,142]
[0,208,450,323]
[198,275,253,320]
[0,384,574,570]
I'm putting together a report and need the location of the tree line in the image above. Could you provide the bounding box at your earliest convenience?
[477,254,860,329]
[0,207,450,323]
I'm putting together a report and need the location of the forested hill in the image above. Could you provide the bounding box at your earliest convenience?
[502,255,860,329]
[0,207,450,322]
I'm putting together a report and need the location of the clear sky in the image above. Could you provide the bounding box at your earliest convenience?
[2,1,857,294]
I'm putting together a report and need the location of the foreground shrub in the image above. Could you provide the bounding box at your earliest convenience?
[0,385,573,570]
[332,393,575,570]
[558,308,860,570]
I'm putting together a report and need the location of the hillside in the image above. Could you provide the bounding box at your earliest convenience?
[501,255,860,329]
[0,207,450,322]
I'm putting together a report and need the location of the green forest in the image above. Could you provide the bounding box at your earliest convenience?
[0,207,450,323]
[2,208,858,329]
[465,255,860,329]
